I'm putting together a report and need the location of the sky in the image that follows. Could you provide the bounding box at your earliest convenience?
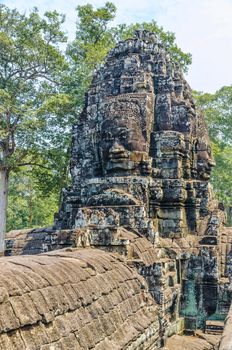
[1,0,232,93]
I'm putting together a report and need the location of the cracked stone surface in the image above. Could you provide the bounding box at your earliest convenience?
[0,249,160,350]
[165,332,220,350]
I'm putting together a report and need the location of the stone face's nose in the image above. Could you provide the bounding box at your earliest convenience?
[109,141,129,160]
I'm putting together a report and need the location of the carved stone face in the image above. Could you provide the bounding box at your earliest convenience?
[196,141,215,180]
[99,102,149,175]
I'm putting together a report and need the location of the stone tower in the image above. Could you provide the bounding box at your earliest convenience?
[56,30,215,242]
[53,31,232,335]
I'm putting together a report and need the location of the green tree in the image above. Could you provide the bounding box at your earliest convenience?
[7,170,58,231]
[194,86,232,207]
[0,5,67,251]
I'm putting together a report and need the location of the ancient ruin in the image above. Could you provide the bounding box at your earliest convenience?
[3,30,232,349]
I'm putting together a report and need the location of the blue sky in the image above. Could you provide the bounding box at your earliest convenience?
[1,0,232,92]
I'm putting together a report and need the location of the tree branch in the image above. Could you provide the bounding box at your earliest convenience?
[16,163,50,169]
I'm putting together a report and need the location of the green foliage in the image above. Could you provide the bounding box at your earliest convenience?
[68,3,116,66]
[0,5,72,231]
[7,171,58,231]
[194,87,232,145]
[194,86,232,206]
[69,3,192,70]
[0,4,68,168]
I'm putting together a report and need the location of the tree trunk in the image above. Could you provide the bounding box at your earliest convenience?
[0,167,9,254]
[227,206,232,226]
[28,180,33,227]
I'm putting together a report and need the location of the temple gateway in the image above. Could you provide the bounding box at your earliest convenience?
[3,31,232,350]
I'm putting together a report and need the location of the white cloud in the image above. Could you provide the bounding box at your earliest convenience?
[1,0,232,92]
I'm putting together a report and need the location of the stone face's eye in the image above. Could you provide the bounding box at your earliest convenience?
[103,131,112,141]
[119,131,128,140]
